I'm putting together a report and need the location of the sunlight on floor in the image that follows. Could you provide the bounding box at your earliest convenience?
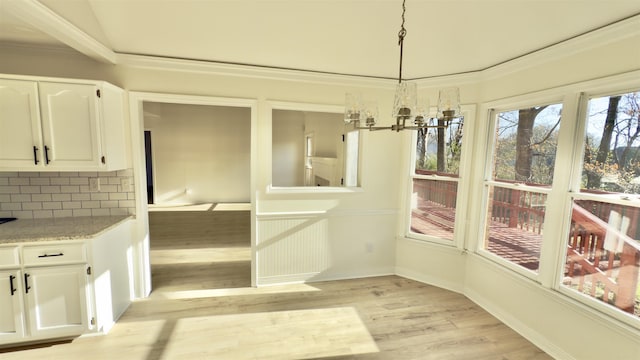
[150,282,321,300]
[161,307,379,359]
[150,248,251,264]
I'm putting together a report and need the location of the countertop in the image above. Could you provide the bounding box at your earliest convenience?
[0,216,132,244]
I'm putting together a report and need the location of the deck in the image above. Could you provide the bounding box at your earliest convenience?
[411,199,640,317]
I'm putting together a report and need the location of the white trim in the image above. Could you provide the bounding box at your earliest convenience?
[2,0,116,64]
[117,53,394,88]
[257,268,395,287]
[395,267,465,294]
[465,286,577,360]
[481,14,640,81]
[128,91,259,294]
[256,208,398,220]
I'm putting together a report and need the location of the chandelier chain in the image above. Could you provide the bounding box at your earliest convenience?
[397,0,407,83]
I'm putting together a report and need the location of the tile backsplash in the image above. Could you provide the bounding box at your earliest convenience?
[0,169,135,219]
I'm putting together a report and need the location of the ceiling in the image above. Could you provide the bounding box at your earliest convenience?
[1,0,639,79]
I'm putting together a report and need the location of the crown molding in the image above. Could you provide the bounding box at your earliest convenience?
[2,0,116,64]
[480,13,640,81]
[116,53,395,89]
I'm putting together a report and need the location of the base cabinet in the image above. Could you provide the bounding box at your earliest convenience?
[0,220,133,348]
[0,270,26,343]
[24,265,89,339]
[0,244,91,347]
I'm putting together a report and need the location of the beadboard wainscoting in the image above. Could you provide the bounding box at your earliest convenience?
[256,209,397,285]
[0,169,135,219]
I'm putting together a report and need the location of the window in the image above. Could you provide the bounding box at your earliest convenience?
[561,90,640,318]
[408,115,465,242]
[482,103,563,273]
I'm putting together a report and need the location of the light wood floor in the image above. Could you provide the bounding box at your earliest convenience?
[2,208,552,359]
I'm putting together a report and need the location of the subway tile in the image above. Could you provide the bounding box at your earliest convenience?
[50,177,70,185]
[69,177,89,185]
[41,185,61,193]
[32,194,52,202]
[62,202,82,210]
[0,211,12,217]
[0,186,20,194]
[79,185,92,193]
[108,177,121,185]
[82,200,100,209]
[78,171,98,177]
[39,172,60,177]
[1,203,21,211]
[11,194,31,202]
[109,192,127,200]
[58,172,78,177]
[100,200,118,208]
[71,193,91,201]
[52,193,71,201]
[0,172,19,177]
[30,177,50,186]
[43,202,62,210]
[22,202,43,210]
[60,185,80,193]
[0,178,8,186]
[9,177,30,186]
[100,184,118,192]
[0,194,9,202]
[20,186,40,194]
[91,193,109,201]
[18,172,39,177]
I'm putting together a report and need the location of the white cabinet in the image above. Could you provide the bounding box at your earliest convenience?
[0,243,90,346]
[0,76,128,171]
[0,270,26,343]
[24,266,89,339]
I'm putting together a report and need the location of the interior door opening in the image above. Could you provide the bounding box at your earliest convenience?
[144,130,154,205]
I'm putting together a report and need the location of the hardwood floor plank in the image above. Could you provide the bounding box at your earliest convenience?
[1,210,552,359]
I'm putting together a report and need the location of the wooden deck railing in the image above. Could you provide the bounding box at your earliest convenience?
[414,181,639,315]
[567,201,640,314]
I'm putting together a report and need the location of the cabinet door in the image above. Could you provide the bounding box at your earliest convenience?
[0,79,44,168]
[39,82,102,169]
[0,270,26,344]
[24,265,89,339]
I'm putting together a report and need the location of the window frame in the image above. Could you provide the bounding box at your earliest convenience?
[468,75,640,329]
[554,87,640,327]
[405,104,476,250]
[477,98,565,281]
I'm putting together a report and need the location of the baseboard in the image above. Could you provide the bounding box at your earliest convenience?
[257,268,395,286]
[395,266,465,294]
[464,286,574,360]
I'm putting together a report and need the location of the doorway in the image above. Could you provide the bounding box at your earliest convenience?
[128,92,257,298]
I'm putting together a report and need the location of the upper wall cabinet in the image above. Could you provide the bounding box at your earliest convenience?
[0,77,128,172]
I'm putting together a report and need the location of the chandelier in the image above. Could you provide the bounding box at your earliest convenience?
[344,0,463,132]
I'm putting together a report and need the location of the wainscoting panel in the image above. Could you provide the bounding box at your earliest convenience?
[256,210,397,285]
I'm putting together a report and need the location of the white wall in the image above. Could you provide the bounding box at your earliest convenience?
[144,102,251,204]
[272,110,305,187]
